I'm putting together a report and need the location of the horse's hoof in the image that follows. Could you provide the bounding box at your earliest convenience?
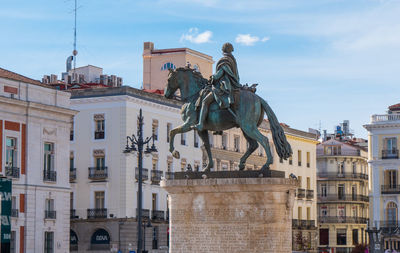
[261,165,270,171]
[202,174,208,179]
[238,164,245,171]
[172,150,180,159]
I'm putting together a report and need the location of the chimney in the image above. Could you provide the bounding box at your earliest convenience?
[50,74,57,83]
[144,42,154,51]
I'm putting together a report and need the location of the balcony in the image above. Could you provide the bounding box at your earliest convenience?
[43,170,57,182]
[5,167,20,179]
[165,172,174,180]
[70,168,77,182]
[317,172,368,181]
[381,185,400,194]
[135,168,149,181]
[11,209,18,218]
[136,209,150,219]
[371,114,400,123]
[45,210,56,219]
[88,167,108,180]
[151,170,163,184]
[306,189,314,199]
[297,188,305,199]
[292,219,316,229]
[318,216,367,224]
[382,149,399,159]
[70,209,77,219]
[94,131,104,139]
[152,210,165,221]
[87,208,107,219]
[317,149,360,156]
[318,194,369,202]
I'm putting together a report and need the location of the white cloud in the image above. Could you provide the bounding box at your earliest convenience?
[180,28,213,44]
[235,34,269,46]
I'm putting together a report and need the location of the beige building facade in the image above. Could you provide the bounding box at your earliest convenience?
[142,42,213,90]
[316,139,369,253]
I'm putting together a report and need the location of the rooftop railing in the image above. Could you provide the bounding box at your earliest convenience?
[371,114,400,123]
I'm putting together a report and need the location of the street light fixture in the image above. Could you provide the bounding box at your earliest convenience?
[123,108,157,253]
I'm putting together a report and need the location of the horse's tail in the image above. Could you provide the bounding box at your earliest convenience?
[260,97,292,160]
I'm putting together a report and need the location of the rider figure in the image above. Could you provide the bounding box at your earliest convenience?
[194,42,242,131]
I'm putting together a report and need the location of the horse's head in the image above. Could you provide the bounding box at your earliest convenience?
[165,68,179,99]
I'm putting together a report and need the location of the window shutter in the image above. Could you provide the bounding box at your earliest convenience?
[19,194,25,213]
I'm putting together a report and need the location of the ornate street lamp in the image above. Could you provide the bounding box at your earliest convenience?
[123,109,157,253]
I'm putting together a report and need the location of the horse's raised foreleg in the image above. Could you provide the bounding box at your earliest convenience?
[241,124,273,171]
[197,130,214,172]
[238,131,259,171]
[169,120,194,159]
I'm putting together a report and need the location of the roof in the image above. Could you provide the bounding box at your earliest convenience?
[389,103,400,111]
[151,47,213,61]
[0,67,44,86]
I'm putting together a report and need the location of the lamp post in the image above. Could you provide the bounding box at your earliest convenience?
[124,109,157,253]
[143,219,152,253]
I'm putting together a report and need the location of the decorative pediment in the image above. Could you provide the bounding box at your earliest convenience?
[93,149,105,157]
[43,128,57,136]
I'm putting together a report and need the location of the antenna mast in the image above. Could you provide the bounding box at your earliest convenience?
[72,0,78,72]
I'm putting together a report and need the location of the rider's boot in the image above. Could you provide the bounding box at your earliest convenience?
[194,105,208,131]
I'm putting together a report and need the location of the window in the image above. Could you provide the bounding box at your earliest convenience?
[70,121,74,141]
[234,135,240,152]
[44,143,54,171]
[306,152,310,167]
[166,123,172,143]
[306,207,311,220]
[152,227,159,250]
[221,134,227,150]
[337,229,347,245]
[44,232,54,253]
[96,156,105,168]
[298,150,302,166]
[352,185,357,200]
[386,202,398,223]
[385,137,397,152]
[70,192,74,210]
[298,176,302,188]
[289,156,293,165]
[319,229,329,245]
[298,207,302,220]
[161,62,176,71]
[338,184,345,200]
[306,177,310,190]
[385,170,397,189]
[321,184,327,197]
[181,133,186,145]
[6,137,17,168]
[45,199,55,219]
[95,191,105,209]
[94,114,105,139]
[152,193,157,211]
[321,206,327,216]
[338,162,344,175]
[152,120,158,140]
[194,131,199,148]
[152,158,158,171]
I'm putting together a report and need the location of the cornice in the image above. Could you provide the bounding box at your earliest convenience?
[286,134,319,145]
[364,123,400,130]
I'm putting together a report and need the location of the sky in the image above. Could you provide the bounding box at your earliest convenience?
[1,0,400,138]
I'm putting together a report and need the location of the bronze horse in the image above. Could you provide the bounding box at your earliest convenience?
[165,67,292,172]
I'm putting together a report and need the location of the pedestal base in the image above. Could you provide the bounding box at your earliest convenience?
[161,177,298,253]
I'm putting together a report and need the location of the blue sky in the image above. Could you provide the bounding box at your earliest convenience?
[1,0,400,137]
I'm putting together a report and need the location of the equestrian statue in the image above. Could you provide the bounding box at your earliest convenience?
[164,42,292,172]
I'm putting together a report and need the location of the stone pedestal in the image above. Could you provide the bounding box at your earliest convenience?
[161,176,298,253]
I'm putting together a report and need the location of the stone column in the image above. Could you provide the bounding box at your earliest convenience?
[161,177,298,253]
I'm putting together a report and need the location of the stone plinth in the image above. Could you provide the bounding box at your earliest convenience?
[161,176,298,253]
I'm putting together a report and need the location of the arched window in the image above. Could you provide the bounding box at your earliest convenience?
[386,202,398,226]
[70,230,78,251]
[90,229,110,250]
[161,62,176,71]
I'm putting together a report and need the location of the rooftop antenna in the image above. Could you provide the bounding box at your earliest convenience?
[72,0,78,73]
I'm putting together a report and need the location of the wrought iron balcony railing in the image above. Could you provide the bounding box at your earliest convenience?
[381,184,400,194]
[382,149,399,159]
[136,208,150,219]
[165,172,174,180]
[152,210,165,221]
[43,170,57,182]
[94,131,105,139]
[292,219,316,229]
[5,167,20,179]
[88,167,108,180]
[87,208,107,219]
[297,188,305,199]
[317,194,369,202]
[306,189,314,199]
[317,172,368,180]
[317,150,360,156]
[135,168,149,181]
[45,210,57,219]
[11,209,19,218]
[70,168,77,182]
[318,216,368,224]
[151,170,163,184]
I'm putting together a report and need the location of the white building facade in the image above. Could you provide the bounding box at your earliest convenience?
[0,67,76,253]
[364,104,400,252]
[69,86,203,252]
